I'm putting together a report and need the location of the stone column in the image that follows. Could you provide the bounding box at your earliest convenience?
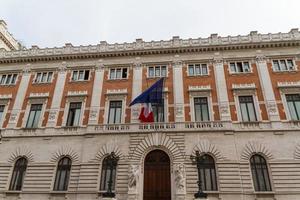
[7,64,31,128]
[173,55,185,122]
[88,60,105,125]
[213,57,231,121]
[47,62,67,127]
[130,58,143,123]
[256,54,280,122]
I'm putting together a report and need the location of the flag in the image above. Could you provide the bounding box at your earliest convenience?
[129,78,164,123]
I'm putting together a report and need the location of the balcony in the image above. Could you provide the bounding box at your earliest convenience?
[0,121,299,138]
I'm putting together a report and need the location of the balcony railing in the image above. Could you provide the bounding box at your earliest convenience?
[1,121,299,137]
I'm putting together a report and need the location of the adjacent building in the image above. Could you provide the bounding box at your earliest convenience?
[0,20,300,200]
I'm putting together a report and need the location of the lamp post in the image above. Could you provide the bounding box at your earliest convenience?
[190,151,207,199]
[103,152,119,198]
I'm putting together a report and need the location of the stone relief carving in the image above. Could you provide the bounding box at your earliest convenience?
[89,109,98,120]
[175,105,183,117]
[266,101,278,114]
[219,102,229,115]
[131,107,140,118]
[48,110,57,121]
[8,146,34,163]
[241,140,273,161]
[128,165,139,190]
[174,163,186,193]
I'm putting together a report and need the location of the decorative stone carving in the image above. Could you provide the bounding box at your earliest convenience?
[29,92,49,98]
[22,64,31,74]
[174,163,186,193]
[232,83,256,90]
[0,94,12,99]
[50,146,80,163]
[278,81,300,88]
[256,55,267,63]
[9,112,18,123]
[8,146,34,163]
[241,140,273,161]
[219,102,230,115]
[48,110,57,121]
[89,109,98,120]
[67,90,88,97]
[93,141,122,162]
[106,89,128,95]
[131,107,140,118]
[175,105,184,117]
[192,139,226,161]
[266,101,278,114]
[188,85,211,92]
[128,164,139,190]
[294,143,300,160]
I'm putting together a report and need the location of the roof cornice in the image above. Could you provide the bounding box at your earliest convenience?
[0,29,299,64]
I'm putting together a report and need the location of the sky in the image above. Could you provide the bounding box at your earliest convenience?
[0,0,299,48]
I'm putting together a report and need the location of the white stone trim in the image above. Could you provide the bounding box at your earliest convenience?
[278,87,300,121]
[0,95,11,128]
[189,91,214,122]
[62,97,86,127]
[22,98,48,128]
[104,95,127,124]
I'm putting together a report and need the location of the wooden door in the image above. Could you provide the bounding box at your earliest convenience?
[143,150,171,200]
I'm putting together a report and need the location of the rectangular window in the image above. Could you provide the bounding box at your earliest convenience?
[286,94,300,120]
[34,72,53,83]
[188,64,208,76]
[71,70,90,81]
[229,62,251,73]
[26,104,43,128]
[0,105,5,123]
[239,96,257,122]
[272,59,295,71]
[152,103,164,122]
[0,74,18,85]
[66,102,82,126]
[148,66,167,78]
[108,101,122,124]
[109,68,128,80]
[194,97,210,121]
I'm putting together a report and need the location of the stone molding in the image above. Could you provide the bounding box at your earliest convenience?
[294,143,300,160]
[241,140,273,161]
[50,146,80,163]
[8,146,34,163]
[93,142,123,162]
[191,139,226,161]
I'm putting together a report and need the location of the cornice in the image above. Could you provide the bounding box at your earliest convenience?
[0,29,299,64]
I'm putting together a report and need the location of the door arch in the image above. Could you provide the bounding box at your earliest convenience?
[143,150,171,200]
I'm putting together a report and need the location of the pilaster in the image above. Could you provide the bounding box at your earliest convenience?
[130,58,143,123]
[213,57,231,121]
[7,64,31,128]
[47,62,67,127]
[172,55,185,122]
[255,54,280,122]
[88,60,105,125]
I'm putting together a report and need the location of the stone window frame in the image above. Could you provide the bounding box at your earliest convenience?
[279,86,300,121]
[62,95,87,127]
[271,59,297,72]
[108,67,129,80]
[146,65,168,78]
[189,88,214,122]
[0,96,12,128]
[104,93,127,124]
[187,63,210,77]
[228,61,253,74]
[32,71,54,84]
[69,69,91,82]
[0,73,18,86]
[233,88,261,122]
[22,97,48,128]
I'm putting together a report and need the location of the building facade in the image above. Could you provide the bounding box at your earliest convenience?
[0,22,300,200]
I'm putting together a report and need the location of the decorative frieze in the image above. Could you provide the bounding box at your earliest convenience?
[0,94,12,99]
[188,85,211,92]
[67,90,88,97]
[277,81,300,88]
[106,89,128,95]
[232,83,256,90]
[29,92,49,98]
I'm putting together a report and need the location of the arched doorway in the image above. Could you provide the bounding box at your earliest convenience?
[143,150,171,200]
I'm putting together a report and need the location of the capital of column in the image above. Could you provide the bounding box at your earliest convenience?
[212,57,224,65]
[58,61,67,73]
[95,59,105,71]
[22,64,31,74]
[173,55,183,68]
[256,55,267,63]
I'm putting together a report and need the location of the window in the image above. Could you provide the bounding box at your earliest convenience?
[66,102,82,126]
[0,105,4,123]
[34,72,53,83]
[26,104,43,128]
[272,59,295,71]
[109,68,128,79]
[148,66,167,78]
[194,97,210,121]
[230,62,251,73]
[9,157,28,191]
[108,101,122,124]
[71,70,90,81]
[286,94,300,120]
[53,157,72,191]
[0,74,18,85]
[152,102,164,122]
[250,154,272,192]
[100,155,117,191]
[198,154,218,191]
[239,96,257,122]
[188,64,208,76]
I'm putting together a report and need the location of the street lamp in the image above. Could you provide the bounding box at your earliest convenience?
[102,152,119,198]
[190,151,208,199]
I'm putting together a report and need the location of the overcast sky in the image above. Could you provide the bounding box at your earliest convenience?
[1,0,299,48]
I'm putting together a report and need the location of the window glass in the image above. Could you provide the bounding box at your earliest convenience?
[47,72,53,82]
[236,62,243,72]
[0,75,6,84]
[280,60,287,70]
[286,94,300,120]
[0,105,4,123]
[202,64,208,75]
[122,68,128,78]
[148,67,154,77]
[239,96,257,122]
[72,71,78,80]
[250,155,272,191]
[116,69,122,79]
[152,103,164,122]
[84,70,89,80]
[108,101,122,124]
[66,102,82,126]
[26,104,43,128]
[194,97,209,121]
[230,63,236,72]
[188,65,194,75]
[161,66,167,77]
[287,60,294,70]
[78,70,84,80]
[110,69,116,79]
[198,154,218,191]
[273,60,280,71]
[195,64,201,75]
[244,62,250,72]
[100,155,117,191]
[155,67,160,77]
[9,157,28,191]
[6,74,12,84]
[54,157,71,191]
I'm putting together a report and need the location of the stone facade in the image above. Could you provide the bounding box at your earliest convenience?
[0,22,300,200]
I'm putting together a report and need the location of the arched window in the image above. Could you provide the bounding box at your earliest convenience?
[198,154,218,191]
[9,157,28,191]
[250,154,272,191]
[53,157,72,191]
[100,154,118,192]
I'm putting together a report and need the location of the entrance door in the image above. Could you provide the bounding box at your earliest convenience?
[144,150,171,200]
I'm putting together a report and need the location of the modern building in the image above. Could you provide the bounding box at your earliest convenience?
[0,20,300,200]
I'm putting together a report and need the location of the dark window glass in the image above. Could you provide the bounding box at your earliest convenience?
[122,68,128,78]
[250,155,272,191]
[236,62,243,72]
[287,60,294,70]
[286,94,300,120]
[198,154,218,191]
[148,67,154,77]
[11,74,18,84]
[9,157,28,191]
[84,70,90,80]
[188,65,194,75]
[47,72,53,82]
[26,104,43,128]
[239,96,257,122]
[53,157,72,191]
[194,97,210,121]
[161,66,167,77]
[72,71,78,80]
[273,60,280,71]
[0,105,4,122]
[108,101,122,124]
[280,60,287,70]
[244,62,250,72]
[110,69,116,79]
[0,75,6,84]
[100,156,117,191]
[202,64,208,75]
[66,102,82,126]
[152,102,164,122]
